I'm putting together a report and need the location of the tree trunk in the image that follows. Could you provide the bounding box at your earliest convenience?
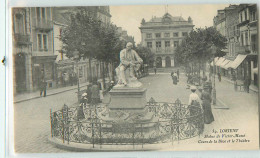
[88,57,92,83]
[199,60,201,85]
[111,62,115,82]
[102,61,105,90]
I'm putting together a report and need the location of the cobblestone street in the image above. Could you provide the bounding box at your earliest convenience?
[13,72,258,153]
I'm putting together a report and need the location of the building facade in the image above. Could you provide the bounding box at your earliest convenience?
[139,13,194,68]
[13,6,112,94]
[13,7,57,94]
[213,4,258,89]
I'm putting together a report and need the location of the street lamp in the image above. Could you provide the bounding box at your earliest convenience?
[73,50,80,103]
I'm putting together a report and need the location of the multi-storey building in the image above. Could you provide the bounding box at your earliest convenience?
[213,10,226,36]
[139,13,194,68]
[13,7,57,94]
[213,4,258,89]
[237,4,258,87]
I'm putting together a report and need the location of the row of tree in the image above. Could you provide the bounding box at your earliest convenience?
[60,8,154,84]
[174,27,227,79]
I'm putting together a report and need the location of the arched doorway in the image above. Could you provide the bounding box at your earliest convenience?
[165,56,171,67]
[15,53,26,93]
[156,57,162,68]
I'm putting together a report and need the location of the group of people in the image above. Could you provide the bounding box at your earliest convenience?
[75,80,103,121]
[188,83,214,124]
[171,70,179,85]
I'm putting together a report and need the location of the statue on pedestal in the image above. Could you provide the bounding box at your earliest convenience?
[115,42,143,87]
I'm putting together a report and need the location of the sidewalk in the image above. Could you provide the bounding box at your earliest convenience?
[14,82,89,103]
[219,75,258,93]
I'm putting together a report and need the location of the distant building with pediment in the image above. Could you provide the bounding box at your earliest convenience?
[139,13,194,68]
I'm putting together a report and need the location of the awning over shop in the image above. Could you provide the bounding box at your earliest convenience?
[230,54,247,69]
[223,61,233,70]
[220,59,231,69]
[215,57,226,66]
[210,57,219,66]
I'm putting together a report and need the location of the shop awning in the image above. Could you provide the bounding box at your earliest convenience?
[210,57,219,66]
[220,59,231,69]
[215,57,226,66]
[230,54,247,69]
[223,61,233,70]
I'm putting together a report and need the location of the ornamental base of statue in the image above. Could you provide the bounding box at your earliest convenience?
[98,78,154,124]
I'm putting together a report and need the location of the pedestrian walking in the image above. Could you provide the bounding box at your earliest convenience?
[154,66,157,74]
[201,85,214,124]
[177,69,179,79]
[74,103,85,121]
[172,72,178,85]
[188,86,203,134]
[244,77,250,93]
[217,72,221,82]
[188,86,201,107]
[40,78,47,97]
[80,92,88,107]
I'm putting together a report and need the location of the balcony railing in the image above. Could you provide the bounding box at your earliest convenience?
[13,33,31,45]
[34,18,53,31]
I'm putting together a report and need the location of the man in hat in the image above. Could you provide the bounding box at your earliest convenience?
[115,42,143,86]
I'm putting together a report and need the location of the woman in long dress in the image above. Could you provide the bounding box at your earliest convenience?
[201,85,214,124]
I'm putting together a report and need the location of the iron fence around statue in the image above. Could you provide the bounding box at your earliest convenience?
[50,98,204,148]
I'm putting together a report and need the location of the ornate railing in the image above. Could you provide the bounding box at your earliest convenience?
[50,98,204,148]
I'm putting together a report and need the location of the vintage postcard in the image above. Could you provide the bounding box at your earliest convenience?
[10,3,259,154]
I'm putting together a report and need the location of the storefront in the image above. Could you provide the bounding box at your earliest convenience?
[32,55,57,90]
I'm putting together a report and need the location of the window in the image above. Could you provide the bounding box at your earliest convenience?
[146,33,152,38]
[182,32,188,36]
[41,8,46,20]
[244,10,247,21]
[164,33,170,37]
[251,11,257,21]
[37,34,48,51]
[43,35,48,50]
[165,41,170,47]
[174,41,179,47]
[173,32,179,37]
[251,34,257,53]
[36,7,46,21]
[147,42,152,48]
[156,41,161,51]
[240,34,244,46]
[245,31,248,46]
[37,34,42,50]
[155,33,161,38]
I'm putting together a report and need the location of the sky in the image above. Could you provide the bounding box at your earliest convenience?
[110,4,229,44]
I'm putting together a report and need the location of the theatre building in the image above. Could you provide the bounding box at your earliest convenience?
[139,13,194,68]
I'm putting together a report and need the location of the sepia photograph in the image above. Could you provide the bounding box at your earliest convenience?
[10,3,259,153]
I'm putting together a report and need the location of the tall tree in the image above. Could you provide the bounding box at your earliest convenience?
[135,44,155,66]
[60,8,103,82]
[175,27,227,75]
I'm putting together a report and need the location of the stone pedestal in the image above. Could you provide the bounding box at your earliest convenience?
[108,87,147,117]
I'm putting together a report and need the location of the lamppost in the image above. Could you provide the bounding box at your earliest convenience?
[73,50,80,103]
